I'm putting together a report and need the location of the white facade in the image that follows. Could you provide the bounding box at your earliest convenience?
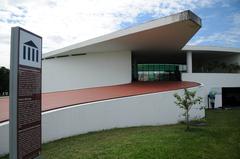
[182,73,240,107]
[42,51,131,92]
[0,86,204,156]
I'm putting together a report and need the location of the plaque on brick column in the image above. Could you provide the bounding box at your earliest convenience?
[10,27,42,159]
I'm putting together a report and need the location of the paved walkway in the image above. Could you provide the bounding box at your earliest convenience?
[0,81,199,123]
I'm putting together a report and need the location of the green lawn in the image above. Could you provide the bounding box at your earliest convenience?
[1,108,240,159]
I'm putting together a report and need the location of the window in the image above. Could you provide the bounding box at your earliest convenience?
[137,64,186,81]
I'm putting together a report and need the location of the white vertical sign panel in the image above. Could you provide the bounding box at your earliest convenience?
[10,27,42,159]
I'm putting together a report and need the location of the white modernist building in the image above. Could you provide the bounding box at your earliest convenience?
[42,10,240,107]
[1,10,240,156]
[42,10,202,92]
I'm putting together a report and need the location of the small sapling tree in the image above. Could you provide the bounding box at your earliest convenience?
[174,89,202,131]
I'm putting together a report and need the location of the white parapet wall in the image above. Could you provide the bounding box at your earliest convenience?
[42,51,132,93]
[182,73,240,107]
[0,86,204,156]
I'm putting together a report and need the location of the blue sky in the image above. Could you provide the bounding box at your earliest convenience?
[189,0,240,47]
[0,0,240,67]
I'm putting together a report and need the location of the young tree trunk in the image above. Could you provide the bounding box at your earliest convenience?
[186,109,190,131]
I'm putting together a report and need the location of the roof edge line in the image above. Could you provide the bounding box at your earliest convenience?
[43,10,201,58]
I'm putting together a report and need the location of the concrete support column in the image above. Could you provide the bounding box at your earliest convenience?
[187,51,192,73]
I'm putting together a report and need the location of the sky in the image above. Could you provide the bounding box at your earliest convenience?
[0,0,240,68]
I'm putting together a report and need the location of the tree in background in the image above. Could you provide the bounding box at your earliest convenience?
[174,89,202,131]
[0,67,9,96]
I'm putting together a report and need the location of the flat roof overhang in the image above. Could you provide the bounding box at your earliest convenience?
[43,10,201,59]
[182,45,240,54]
[181,45,240,61]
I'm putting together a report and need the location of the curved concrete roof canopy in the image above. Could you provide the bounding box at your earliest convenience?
[182,45,240,54]
[43,10,202,59]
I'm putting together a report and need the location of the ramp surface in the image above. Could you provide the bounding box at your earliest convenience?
[0,81,200,123]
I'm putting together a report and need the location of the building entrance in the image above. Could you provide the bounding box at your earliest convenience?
[135,64,186,81]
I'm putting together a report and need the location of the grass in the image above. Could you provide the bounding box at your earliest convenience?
[1,108,240,159]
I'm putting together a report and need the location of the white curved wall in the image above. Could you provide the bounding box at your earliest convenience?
[182,73,240,107]
[42,51,132,93]
[0,86,204,156]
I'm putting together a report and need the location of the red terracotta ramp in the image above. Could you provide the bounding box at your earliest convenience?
[0,81,200,123]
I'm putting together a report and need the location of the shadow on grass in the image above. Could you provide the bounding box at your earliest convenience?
[184,126,207,132]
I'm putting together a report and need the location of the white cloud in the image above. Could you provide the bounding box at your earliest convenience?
[0,0,219,67]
